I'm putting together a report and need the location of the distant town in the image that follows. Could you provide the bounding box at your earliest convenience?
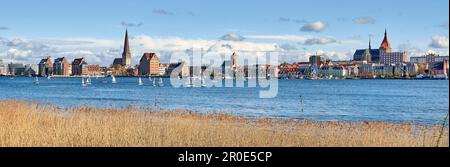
[0,29,448,80]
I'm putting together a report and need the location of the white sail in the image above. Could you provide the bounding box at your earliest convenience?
[86,77,91,85]
[148,76,152,82]
[158,77,164,87]
[201,78,206,87]
[184,77,194,88]
[112,76,117,84]
[82,77,87,87]
[138,77,143,85]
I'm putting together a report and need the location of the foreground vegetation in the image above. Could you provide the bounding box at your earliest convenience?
[0,100,447,147]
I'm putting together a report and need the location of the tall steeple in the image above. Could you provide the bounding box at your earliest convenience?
[369,38,372,50]
[122,29,132,67]
[379,28,391,53]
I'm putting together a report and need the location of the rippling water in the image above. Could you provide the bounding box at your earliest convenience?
[1,77,448,124]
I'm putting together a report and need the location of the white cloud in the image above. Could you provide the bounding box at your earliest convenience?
[429,35,449,48]
[0,33,372,66]
[244,35,307,42]
[352,17,376,25]
[8,48,32,59]
[231,34,366,48]
[303,37,336,45]
[300,21,328,32]
[45,38,120,49]
[220,33,245,41]
[323,51,354,61]
[277,44,297,50]
[397,41,449,58]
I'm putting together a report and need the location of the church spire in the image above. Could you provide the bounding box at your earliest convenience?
[124,29,130,54]
[369,37,372,50]
[122,29,132,67]
[380,28,391,51]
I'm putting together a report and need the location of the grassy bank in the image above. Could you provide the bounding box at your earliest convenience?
[0,100,448,147]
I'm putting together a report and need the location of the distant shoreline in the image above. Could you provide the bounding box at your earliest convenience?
[1,75,448,80]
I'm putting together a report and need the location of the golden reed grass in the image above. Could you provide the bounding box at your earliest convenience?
[0,100,448,147]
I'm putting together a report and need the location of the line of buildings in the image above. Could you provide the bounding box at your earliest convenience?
[1,30,171,77]
[1,29,273,78]
[1,29,448,79]
[279,30,449,79]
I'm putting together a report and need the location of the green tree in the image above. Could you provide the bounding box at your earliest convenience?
[113,64,122,70]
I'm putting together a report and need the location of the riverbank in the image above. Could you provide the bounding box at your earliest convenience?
[0,100,448,147]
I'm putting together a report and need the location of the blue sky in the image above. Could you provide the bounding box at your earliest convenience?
[0,0,448,65]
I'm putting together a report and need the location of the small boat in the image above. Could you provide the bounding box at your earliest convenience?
[47,75,51,80]
[148,76,152,82]
[184,77,195,88]
[152,78,156,87]
[158,77,164,87]
[33,76,39,85]
[82,77,88,87]
[111,75,117,84]
[201,76,207,87]
[86,77,92,85]
[138,77,144,86]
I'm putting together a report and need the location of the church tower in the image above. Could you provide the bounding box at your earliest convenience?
[122,29,132,67]
[379,29,392,53]
[362,48,372,62]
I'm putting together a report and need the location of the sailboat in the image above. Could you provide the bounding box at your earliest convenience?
[86,76,92,85]
[138,77,144,86]
[47,75,51,80]
[33,76,39,85]
[82,77,88,87]
[184,77,194,88]
[148,76,152,82]
[158,77,164,87]
[111,75,117,84]
[201,76,207,87]
[152,78,156,87]
[9,69,15,79]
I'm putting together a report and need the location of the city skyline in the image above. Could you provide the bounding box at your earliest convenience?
[0,0,449,66]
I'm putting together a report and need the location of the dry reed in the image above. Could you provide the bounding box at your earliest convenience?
[0,100,447,147]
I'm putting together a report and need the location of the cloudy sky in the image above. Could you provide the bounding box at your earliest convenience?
[0,0,448,66]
